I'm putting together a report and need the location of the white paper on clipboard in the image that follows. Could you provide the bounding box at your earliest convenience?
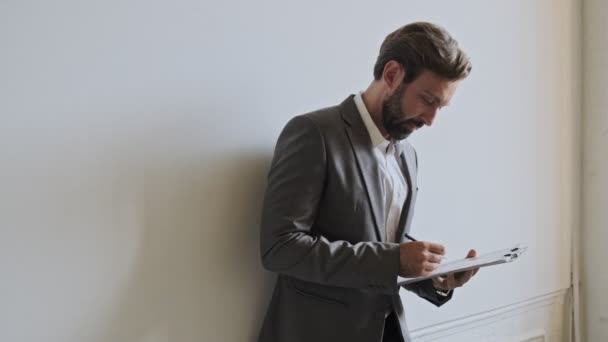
[397,245,527,285]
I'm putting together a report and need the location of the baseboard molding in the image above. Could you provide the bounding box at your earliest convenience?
[514,329,547,341]
[410,289,568,341]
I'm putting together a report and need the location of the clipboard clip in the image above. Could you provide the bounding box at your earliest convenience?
[504,246,526,260]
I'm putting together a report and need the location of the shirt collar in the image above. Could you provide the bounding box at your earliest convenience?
[354,92,393,151]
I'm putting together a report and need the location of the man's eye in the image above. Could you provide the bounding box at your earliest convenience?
[423,97,435,106]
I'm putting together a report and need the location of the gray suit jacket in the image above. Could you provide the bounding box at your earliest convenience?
[258,95,452,342]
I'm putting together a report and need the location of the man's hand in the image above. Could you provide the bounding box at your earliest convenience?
[399,241,445,278]
[432,249,479,291]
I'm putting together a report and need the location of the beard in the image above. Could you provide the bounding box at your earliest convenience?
[382,84,424,141]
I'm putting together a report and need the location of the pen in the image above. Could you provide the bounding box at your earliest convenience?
[403,233,417,242]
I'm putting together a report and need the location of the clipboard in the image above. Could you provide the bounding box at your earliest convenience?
[397,245,527,285]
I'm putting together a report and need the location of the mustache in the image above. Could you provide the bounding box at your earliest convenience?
[393,118,424,128]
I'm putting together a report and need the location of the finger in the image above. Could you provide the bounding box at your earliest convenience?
[423,262,439,272]
[456,270,474,283]
[466,249,477,258]
[427,253,443,264]
[465,267,480,278]
[433,276,448,290]
[421,268,435,277]
[447,273,458,288]
[426,242,446,255]
[450,272,467,288]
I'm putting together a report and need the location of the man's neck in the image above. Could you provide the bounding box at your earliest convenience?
[361,84,389,139]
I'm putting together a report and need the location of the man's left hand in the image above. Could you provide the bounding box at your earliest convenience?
[432,249,479,291]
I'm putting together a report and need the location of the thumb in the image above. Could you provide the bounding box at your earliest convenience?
[466,249,477,258]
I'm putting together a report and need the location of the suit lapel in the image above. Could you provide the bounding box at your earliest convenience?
[340,96,386,242]
[396,144,418,240]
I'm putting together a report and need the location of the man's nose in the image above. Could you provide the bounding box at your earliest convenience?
[421,108,439,126]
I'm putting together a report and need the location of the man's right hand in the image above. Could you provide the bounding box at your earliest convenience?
[398,241,445,278]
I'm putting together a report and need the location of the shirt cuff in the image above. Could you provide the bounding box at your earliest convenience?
[435,288,452,297]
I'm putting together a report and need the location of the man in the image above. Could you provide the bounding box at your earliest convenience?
[258,22,478,342]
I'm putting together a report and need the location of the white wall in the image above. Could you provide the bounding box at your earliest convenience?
[0,1,579,341]
[582,0,608,341]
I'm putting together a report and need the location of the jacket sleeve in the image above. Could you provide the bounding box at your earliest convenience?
[403,280,453,306]
[260,115,400,294]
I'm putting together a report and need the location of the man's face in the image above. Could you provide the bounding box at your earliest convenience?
[382,70,459,140]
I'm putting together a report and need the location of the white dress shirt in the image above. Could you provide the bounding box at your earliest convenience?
[354,93,408,243]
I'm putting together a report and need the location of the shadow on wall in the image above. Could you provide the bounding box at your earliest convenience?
[93,149,277,342]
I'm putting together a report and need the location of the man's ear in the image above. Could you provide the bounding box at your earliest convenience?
[382,60,405,94]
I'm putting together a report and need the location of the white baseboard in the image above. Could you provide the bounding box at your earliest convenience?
[514,329,546,341]
[410,289,568,341]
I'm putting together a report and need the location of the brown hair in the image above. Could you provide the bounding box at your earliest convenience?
[373,22,472,82]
